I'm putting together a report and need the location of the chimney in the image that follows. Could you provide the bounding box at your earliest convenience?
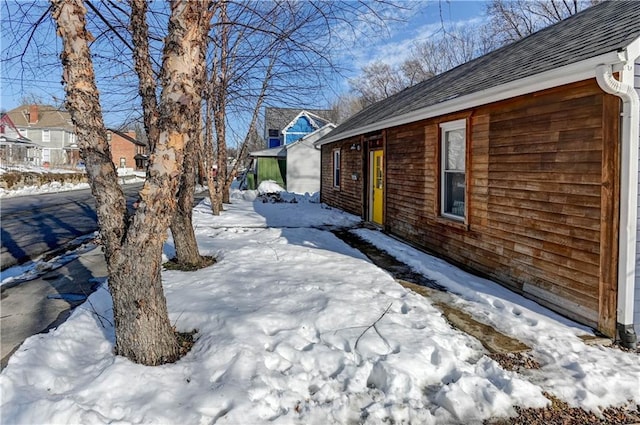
[29,105,38,124]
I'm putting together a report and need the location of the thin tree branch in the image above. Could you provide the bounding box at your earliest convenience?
[354,303,392,351]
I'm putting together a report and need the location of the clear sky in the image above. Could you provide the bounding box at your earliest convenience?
[346,1,486,69]
[0,1,487,127]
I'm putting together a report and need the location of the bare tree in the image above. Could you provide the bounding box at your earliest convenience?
[50,0,211,365]
[410,23,496,76]
[346,0,601,107]
[485,0,601,44]
[349,61,410,107]
[330,93,366,123]
[129,0,210,268]
[207,0,230,215]
[198,0,402,208]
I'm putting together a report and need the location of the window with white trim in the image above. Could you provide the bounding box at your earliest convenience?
[440,119,466,220]
[333,148,341,188]
[42,129,50,142]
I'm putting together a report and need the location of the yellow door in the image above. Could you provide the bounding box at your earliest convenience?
[371,150,384,225]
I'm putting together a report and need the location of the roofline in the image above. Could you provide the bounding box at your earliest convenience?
[14,125,75,131]
[282,110,329,132]
[0,136,38,146]
[286,123,335,148]
[108,128,145,146]
[249,146,286,158]
[317,49,626,146]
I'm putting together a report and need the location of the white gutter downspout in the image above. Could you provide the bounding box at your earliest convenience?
[596,48,640,349]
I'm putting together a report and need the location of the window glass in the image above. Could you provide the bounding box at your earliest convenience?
[445,129,465,171]
[440,121,466,219]
[333,149,341,187]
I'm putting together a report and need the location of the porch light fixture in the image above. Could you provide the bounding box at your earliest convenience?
[350,143,361,151]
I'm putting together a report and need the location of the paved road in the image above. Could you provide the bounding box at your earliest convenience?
[1,186,209,369]
[1,183,143,270]
[1,246,108,369]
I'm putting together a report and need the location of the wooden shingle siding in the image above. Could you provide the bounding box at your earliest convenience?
[320,137,363,216]
[481,80,612,329]
[322,79,620,336]
[598,92,620,335]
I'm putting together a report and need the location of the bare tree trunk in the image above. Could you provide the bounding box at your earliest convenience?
[130,0,207,267]
[50,0,127,257]
[129,0,159,154]
[211,0,229,210]
[214,101,227,207]
[51,0,211,365]
[203,88,221,215]
[170,129,202,266]
[167,8,209,266]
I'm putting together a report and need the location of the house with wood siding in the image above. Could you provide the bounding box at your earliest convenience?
[316,1,640,347]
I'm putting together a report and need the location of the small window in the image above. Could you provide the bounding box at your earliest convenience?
[268,138,281,148]
[268,129,279,137]
[42,129,50,142]
[440,119,466,220]
[333,148,341,188]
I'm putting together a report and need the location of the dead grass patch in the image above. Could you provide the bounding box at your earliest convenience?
[163,255,216,271]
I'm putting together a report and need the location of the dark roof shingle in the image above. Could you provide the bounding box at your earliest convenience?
[5,104,74,131]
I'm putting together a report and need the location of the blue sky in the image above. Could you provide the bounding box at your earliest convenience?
[0,1,487,127]
[345,1,486,69]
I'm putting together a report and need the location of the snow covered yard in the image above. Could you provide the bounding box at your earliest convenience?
[1,189,639,424]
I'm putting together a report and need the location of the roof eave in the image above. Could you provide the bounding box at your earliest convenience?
[317,50,624,146]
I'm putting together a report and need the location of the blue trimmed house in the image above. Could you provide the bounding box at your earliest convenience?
[264,108,334,148]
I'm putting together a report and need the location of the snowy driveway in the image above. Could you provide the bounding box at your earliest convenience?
[1,190,638,424]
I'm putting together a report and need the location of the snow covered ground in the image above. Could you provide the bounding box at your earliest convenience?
[1,186,639,424]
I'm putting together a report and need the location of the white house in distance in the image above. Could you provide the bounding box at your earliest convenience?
[0,113,42,167]
[245,108,335,193]
[4,104,80,167]
[286,124,336,194]
[248,123,336,194]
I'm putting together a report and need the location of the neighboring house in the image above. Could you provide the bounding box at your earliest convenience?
[107,129,148,172]
[0,113,41,167]
[247,124,335,193]
[316,2,640,346]
[264,107,334,148]
[4,104,80,167]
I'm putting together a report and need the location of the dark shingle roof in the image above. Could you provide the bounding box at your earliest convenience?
[109,129,146,147]
[5,104,74,131]
[325,1,640,142]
